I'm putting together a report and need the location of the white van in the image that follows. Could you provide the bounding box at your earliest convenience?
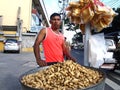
[100,39,116,69]
[105,39,116,52]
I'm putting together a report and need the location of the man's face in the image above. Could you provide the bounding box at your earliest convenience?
[50,16,61,29]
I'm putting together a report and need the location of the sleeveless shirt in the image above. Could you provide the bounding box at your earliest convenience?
[42,27,64,63]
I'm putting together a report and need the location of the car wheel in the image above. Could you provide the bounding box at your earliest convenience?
[4,50,6,53]
[17,50,20,53]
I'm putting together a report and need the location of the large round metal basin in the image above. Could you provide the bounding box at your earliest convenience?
[20,66,106,90]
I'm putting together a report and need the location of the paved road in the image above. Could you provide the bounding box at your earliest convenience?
[0,50,120,90]
[0,52,38,90]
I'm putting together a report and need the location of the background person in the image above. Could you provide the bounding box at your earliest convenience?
[114,35,119,48]
[64,37,71,60]
[33,13,76,67]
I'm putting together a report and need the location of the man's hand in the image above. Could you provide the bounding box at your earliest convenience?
[36,60,47,67]
[68,56,77,62]
[71,57,77,62]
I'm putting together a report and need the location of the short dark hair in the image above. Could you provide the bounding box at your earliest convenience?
[50,13,61,20]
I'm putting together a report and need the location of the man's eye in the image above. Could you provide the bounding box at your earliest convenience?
[52,19,60,21]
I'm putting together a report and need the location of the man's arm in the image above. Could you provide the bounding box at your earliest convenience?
[33,28,47,66]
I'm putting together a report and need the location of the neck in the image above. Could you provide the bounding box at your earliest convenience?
[53,29,60,34]
[51,27,60,34]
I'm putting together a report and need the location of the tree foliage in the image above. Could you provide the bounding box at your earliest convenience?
[112,8,120,30]
[100,7,120,34]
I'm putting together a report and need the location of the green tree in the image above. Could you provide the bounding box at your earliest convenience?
[101,8,120,34]
[112,8,120,30]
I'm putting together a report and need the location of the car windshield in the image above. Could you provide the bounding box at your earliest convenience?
[6,39,17,43]
[106,40,113,46]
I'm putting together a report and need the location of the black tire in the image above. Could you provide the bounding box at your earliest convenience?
[17,50,20,53]
[3,50,6,53]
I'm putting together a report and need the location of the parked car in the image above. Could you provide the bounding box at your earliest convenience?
[105,39,116,52]
[101,39,117,69]
[4,39,20,53]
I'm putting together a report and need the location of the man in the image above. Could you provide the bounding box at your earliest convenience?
[114,35,119,48]
[33,13,76,67]
[64,37,71,60]
[65,37,71,52]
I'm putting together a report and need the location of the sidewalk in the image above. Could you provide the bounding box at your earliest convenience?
[0,52,39,90]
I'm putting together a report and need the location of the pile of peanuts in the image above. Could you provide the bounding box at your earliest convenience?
[21,60,103,90]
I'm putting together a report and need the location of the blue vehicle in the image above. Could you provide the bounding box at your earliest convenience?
[30,13,44,33]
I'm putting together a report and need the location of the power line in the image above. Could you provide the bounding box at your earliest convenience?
[103,0,120,8]
[110,0,119,7]
[111,2,120,8]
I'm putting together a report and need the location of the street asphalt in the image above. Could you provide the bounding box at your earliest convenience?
[0,52,39,90]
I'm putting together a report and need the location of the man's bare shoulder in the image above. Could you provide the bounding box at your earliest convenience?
[39,27,47,34]
[41,27,46,32]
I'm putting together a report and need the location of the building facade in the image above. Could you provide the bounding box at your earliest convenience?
[0,0,50,52]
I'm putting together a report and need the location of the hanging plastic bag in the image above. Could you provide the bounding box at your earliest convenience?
[91,0,116,31]
[89,33,107,68]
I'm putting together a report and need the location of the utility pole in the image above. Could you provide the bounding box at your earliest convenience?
[84,23,91,66]
[62,0,65,34]
[17,7,22,41]
[58,0,69,34]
